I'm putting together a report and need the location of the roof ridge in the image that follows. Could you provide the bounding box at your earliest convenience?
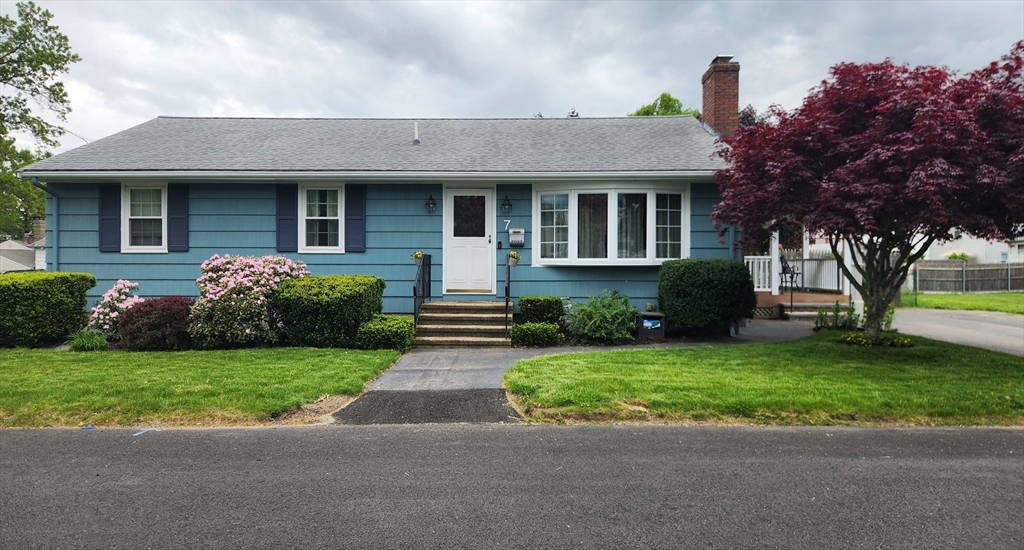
[154,115,701,122]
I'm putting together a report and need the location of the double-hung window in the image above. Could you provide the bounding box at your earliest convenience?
[299,185,344,253]
[534,184,687,265]
[122,185,167,253]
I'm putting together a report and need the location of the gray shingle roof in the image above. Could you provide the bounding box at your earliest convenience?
[21,116,726,175]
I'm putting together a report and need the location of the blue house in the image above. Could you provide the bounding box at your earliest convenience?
[19,57,742,314]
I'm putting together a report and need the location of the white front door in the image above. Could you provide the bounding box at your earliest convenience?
[444,188,494,294]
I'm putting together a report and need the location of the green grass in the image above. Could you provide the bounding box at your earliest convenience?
[504,331,1024,426]
[900,292,1024,315]
[0,348,400,427]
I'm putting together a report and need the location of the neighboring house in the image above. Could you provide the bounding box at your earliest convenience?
[924,234,1022,264]
[18,57,743,313]
[0,240,36,273]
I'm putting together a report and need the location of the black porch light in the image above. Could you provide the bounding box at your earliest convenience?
[501,195,512,213]
[426,195,436,212]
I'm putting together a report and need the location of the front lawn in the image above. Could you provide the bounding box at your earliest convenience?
[0,348,400,427]
[504,331,1024,425]
[899,292,1024,315]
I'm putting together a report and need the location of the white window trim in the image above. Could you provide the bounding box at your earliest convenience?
[121,183,167,254]
[298,183,345,254]
[531,182,690,266]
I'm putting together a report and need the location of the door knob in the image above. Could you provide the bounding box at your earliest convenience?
[489,235,492,243]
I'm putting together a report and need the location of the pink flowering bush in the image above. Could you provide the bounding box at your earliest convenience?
[87,279,145,336]
[188,254,309,349]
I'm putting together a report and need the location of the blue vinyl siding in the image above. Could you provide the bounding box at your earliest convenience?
[46,179,732,313]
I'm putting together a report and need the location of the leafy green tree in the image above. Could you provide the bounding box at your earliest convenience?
[0,1,80,239]
[628,92,700,117]
[0,137,44,239]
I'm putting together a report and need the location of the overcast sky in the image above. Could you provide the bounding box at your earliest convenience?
[4,0,1022,153]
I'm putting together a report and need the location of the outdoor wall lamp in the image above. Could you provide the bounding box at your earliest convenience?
[501,195,512,213]
[426,195,436,212]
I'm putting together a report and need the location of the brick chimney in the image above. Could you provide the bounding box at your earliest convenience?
[30,217,45,245]
[701,55,740,137]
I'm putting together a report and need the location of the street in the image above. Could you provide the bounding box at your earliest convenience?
[2,425,1021,549]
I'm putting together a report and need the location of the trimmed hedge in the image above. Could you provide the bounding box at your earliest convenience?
[356,314,415,352]
[511,322,563,347]
[118,296,194,351]
[518,296,565,325]
[0,272,96,347]
[275,275,386,348]
[658,259,756,335]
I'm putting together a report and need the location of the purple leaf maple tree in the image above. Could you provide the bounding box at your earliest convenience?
[713,42,1024,342]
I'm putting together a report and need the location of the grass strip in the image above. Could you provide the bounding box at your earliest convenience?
[0,348,399,427]
[899,292,1024,315]
[504,331,1024,425]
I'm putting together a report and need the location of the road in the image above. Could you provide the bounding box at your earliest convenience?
[2,425,1021,549]
[893,307,1024,356]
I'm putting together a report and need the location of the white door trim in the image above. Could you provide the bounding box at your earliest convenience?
[443,186,496,295]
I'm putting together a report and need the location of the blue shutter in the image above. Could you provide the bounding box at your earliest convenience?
[167,184,189,252]
[277,184,298,252]
[345,184,366,252]
[98,185,120,252]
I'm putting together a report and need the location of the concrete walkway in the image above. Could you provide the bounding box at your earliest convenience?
[333,319,813,424]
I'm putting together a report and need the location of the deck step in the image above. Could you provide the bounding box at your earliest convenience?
[415,324,509,337]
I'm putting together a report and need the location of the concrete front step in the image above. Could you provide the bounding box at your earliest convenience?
[416,312,507,326]
[416,324,509,337]
[415,301,511,348]
[413,336,511,348]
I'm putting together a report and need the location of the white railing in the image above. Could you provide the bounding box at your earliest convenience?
[797,258,843,293]
[744,256,773,292]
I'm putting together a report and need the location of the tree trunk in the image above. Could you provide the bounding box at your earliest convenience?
[862,293,889,342]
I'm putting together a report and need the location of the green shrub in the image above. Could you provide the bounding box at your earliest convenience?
[275,275,386,348]
[518,296,565,325]
[0,272,96,347]
[188,254,309,349]
[511,322,563,347]
[658,259,756,335]
[567,290,637,345]
[68,330,108,352]
[118,296,194,351]
[355,314,415,352]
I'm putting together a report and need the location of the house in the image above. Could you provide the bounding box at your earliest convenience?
[924,234,1024,264]
[0,239,36,273]
[17,57,742,313]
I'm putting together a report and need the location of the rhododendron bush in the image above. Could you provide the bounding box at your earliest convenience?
[87,279,144,335]
[188,254,309,349]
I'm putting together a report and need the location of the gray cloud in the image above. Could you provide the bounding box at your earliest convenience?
[3,0,1020,152]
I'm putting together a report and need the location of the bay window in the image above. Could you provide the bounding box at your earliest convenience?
[534,185,687,265]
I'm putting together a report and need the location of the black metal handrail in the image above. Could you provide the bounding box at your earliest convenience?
[413,254,431,325]
[504,256,513,336]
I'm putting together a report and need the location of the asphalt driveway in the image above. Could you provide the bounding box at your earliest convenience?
[893,308,1024,356]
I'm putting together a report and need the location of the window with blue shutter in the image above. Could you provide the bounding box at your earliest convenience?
[345,184,366,252]
[167,184,189,252]
[276,184,298,252]
[98,185,121,252]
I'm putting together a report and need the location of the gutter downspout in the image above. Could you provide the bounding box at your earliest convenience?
[28,177,59,272]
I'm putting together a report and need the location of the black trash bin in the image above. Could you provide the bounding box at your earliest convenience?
[636,312,666,341]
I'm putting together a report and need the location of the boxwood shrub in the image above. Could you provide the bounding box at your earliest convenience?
[355,314,415,352]
[518,296,565,325]
[510,322,563,347]
[0,272,96,347]
[275,275,385,348]
[658,259,756,335]
[118,296,194,351]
